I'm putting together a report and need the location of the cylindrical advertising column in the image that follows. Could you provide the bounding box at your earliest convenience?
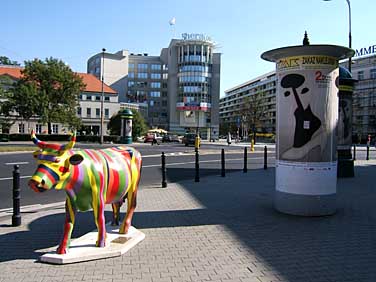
[120,109,133,144]
[262,44,354,216]
[337,66,357,177]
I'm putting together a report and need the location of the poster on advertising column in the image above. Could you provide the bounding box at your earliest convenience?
[276,55,339,195]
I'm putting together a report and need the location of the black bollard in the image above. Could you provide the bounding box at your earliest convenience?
[264,146,267,170]
[221,148,225,177]
[366,145,370,161]
[243,147,247,173]
[161,152,167,188]
[353,144,356,161]
[12,165,21,227]
[195,149,200,182]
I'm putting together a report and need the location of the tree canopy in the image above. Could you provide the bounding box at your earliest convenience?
[16,57,85,133]
[0,56,20,66]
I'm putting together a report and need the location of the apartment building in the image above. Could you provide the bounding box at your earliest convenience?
[341,53,376,141]
[219,71,276,136]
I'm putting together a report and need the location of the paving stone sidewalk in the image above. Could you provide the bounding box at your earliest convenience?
[1,160,376,282]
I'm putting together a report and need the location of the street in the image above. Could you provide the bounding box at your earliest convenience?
[0,142,274,210]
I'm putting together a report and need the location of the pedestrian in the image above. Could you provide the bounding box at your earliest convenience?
[227,132,231,146]
[151,134,159,145]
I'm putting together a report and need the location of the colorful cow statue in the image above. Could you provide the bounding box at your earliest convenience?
[28,131,142,254]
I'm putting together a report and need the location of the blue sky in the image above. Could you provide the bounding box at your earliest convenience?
[2,0,375,97]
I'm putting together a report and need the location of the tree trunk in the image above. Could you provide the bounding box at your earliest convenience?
[48,122,52,135]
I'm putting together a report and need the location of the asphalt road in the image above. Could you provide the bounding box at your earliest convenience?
[0,142,273,210]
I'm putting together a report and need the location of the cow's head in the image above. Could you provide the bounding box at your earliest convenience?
[28,130,83,192]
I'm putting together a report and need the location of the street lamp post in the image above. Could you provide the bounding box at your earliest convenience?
[323,0,352,71]
[100,48,106,144]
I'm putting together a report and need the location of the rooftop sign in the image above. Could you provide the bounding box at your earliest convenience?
[354,45,376,57]
[181,33,212,42]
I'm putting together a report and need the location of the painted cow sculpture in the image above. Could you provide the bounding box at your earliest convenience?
[28,131,142,254]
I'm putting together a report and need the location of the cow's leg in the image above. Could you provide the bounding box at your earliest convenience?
[111,202,122,226]
[93,196,106,247]
[57,198,76,254]
[119,188,138,234]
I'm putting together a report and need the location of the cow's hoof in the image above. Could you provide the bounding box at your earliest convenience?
[111,220,120,226]
[119,225,130,234]
[96,240,106,247]
[56,247,67,254]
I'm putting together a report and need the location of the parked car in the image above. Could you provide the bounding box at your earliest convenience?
[144,133,162,143]
[182,133,200,147]
[162,134,180,143]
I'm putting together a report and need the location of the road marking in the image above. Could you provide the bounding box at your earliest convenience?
[5,162,29,165]
[143,157,269,168]
[0,154,275,180]
[0,175,31,181]
[0,201,65,217]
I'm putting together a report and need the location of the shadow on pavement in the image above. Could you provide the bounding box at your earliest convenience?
[175,165,376,281]
[1,165,376,282]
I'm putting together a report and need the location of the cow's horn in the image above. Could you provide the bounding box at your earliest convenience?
[31,130,45,149]
[63,131,76,150]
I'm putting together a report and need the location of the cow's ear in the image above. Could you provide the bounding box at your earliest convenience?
[69,154,84,166]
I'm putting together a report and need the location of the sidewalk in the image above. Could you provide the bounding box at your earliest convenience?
[1,160,376,282]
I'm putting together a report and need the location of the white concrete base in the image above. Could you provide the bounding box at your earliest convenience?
[39,225,145,264]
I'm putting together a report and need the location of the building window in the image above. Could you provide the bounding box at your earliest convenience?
[138,63,148,70]
[95,96,100,101]
[87,95,92,101]
[36,124,42,134]
[128,81,135,87]
[370,69,376,79]
[129,63,135,69]
[137,72,148,79]
[151,73,161,79]
[105,108,109,118]
[96,108,100,118]
[87,108,91,117]
[150,100,154,107]
[105,97,110,101]
[151,64,161,70]
[52,124,59,134]
[77,107,81,115]
[163,73,168,80]
[358,71,364,80]
[18,123,25,134]
[129,72,135,78]
[150,91,161,97]
[151,82,161,88]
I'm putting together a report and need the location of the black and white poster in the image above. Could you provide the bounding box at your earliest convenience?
[275,55,339,195]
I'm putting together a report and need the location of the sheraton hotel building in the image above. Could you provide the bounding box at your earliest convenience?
[87,34,221,139]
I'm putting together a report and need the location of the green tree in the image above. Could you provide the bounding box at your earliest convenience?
[9,80,39,121]
[21,57,85,133]
[108,110,148,141]
[0,56,20,66]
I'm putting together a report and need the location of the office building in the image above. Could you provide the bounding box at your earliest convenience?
[87,34,221,139]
